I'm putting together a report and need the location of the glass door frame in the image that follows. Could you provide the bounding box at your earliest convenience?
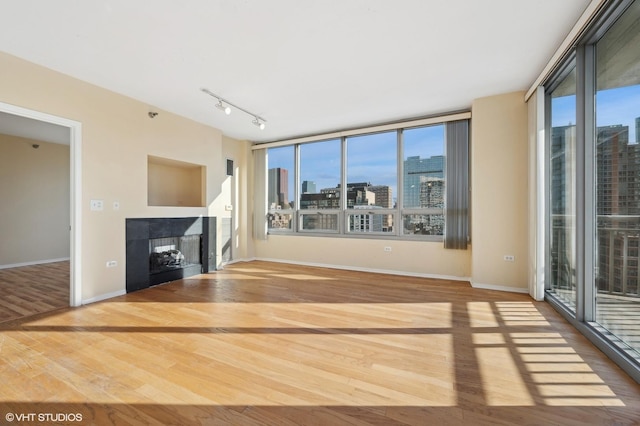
[543,0,640,383]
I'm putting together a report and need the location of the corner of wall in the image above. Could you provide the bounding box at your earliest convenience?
[471,91,529,292]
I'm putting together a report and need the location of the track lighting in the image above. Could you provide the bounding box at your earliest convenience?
[201,88,267,130]
[215,100,231,115]
[252,117,266,130]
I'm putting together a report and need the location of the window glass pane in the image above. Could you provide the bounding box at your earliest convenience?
[299,139,341,210]
[346,132,396,232]
[300,212,338,231]
[403,214,444,236]
[403,125,445,208]
[347,212,394,233]
[268,211,293,231]
[595,0,640,358]
[548,63,577,310]
[267,146,294,210]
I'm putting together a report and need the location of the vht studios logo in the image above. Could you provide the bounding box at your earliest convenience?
[5,412,83,422]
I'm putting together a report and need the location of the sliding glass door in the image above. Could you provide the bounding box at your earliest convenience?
[548,63,578,311]
[594,0,640,358]
[545,0,640,377]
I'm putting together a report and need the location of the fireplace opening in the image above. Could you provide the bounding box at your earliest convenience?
[149,235,202,275]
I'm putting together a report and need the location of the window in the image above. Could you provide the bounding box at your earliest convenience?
[544,0,640,379]
[594,0,640,360]
[346,131,396,234]
[548,62,577,310]
[402,125,445,236]
[299,139,341,232]
[267,146,294,231]
[261,115,470,242]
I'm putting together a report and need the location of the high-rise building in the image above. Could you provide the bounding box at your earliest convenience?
[349,205,385,232]
[420,177,444,209]
[552,122,640,296]
[596,124,629,215]
[403,155,444,208]
[302,180,316,194]
[369,185,393,208]
[368,185,393,230]
[268,168,289,209]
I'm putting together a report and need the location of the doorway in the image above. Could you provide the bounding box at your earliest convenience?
[0,101,81,312]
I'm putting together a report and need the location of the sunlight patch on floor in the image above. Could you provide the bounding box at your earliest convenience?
[476,346,535,406]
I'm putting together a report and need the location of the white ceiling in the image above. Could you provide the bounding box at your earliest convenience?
[0,0,591,143]
[0,111,70,145]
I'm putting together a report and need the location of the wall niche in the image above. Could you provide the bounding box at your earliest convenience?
[147,155,205,207]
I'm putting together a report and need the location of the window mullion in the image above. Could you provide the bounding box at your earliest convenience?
[294,144,300,232]
[340,136,347,233]
[583,43,596,323]
[397,129,403,237]
[575,45,587,322]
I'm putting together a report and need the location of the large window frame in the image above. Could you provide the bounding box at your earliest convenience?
[259,112,470,243]
[542,0,640,383]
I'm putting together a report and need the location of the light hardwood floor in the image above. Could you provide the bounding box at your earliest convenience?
[0,261,69,323]
[0,261,639,425]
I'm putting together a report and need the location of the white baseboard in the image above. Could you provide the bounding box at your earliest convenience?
[214,257,257,270]
[0,257,70,270]
[471,281,529,294]
[253,257,471,283]
[199,258,531,296]
[82,289,126,305]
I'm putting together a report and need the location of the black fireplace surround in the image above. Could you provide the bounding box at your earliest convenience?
[126,217,216,293]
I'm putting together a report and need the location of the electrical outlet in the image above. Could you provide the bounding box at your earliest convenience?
[90,199,104,211]
[384,246,392,252]
[106,260,117,268]
[504,255,515,262]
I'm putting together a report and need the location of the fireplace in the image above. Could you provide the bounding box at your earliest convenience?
[149,235,201,274]
[126,217,216,293]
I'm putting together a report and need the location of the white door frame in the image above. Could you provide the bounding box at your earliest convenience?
[0,101,82,307]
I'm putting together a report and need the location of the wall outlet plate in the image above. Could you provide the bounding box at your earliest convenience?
[90,199,104,211]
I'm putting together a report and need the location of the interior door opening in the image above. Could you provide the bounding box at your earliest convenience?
[0,102,81,313]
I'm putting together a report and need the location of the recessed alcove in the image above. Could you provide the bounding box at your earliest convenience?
[147,156,205,207]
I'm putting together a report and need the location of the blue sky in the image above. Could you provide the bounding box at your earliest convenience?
[267,124,445,204]
[271,83,639,205]
[552,84,640,143]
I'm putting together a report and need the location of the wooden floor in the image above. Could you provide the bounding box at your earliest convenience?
[0,261,69,323]
[1,261,639,425]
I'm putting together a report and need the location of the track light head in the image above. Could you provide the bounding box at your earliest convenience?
[201,88,267,130]
[215,100,231,115]
[252,118,265,130]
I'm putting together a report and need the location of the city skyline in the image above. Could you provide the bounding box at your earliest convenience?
[267,124,446,206]
[268,153,445,209]
[552,83,640,143]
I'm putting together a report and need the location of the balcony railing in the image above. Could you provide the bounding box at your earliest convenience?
[551,214,640,299]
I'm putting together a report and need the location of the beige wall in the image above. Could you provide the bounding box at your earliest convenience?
[0,50,531,299]
[254,235,471,279]
[223,136,252,261]
[0,135,70,266]
[252,92,531,287]
[471,91,529,291]
[0,51,250,301]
